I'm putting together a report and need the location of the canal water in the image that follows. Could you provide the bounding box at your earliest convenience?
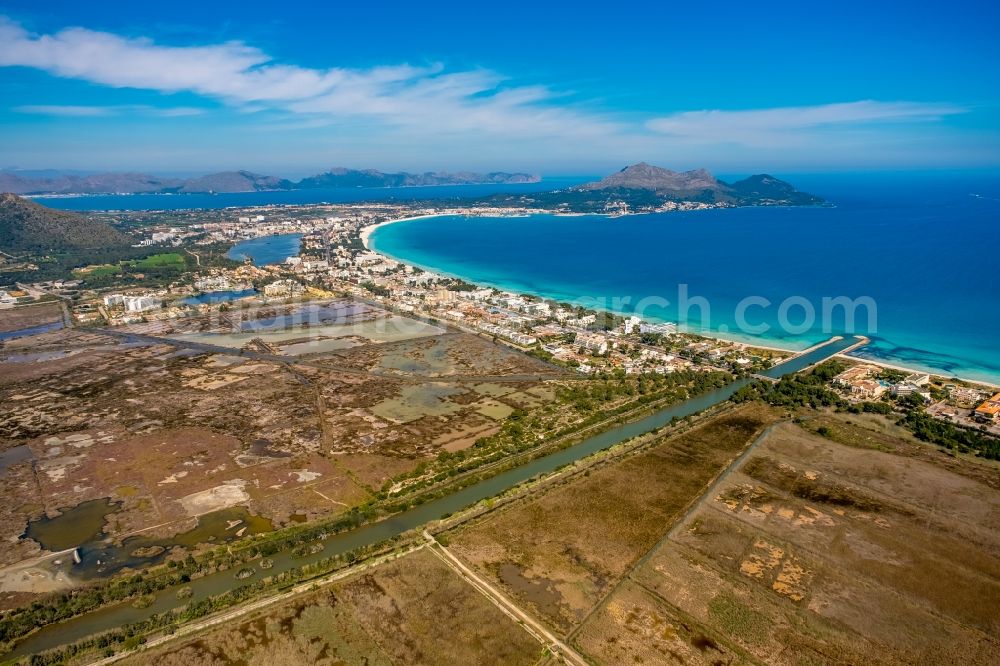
[6,336,860,658]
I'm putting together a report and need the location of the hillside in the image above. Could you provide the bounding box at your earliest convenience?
[577,163,823,205]
[177,171,293,193]
[0,172,183,195]
[580,163,720,194]
[725,173,822,205]
[0,193,130,253]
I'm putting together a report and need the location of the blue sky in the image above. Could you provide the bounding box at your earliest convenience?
[0,0,997,176]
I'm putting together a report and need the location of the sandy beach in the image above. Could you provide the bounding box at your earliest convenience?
[360,213,448,250]
[364,219,807,360]
[361,213,997,389]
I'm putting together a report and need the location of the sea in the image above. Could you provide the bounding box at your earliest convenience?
[29,179,578,212]
[35,172,1000,384]
[369,172,1000,385]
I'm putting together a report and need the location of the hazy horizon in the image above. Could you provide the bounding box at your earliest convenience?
[4,166,1000,184]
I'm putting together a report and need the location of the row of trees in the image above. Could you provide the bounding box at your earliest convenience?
[382,370,732,503]
[22,536,401,665]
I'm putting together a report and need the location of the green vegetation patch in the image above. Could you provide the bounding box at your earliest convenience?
[73,252,190,288]
[130,252,185,269]
[707,591,770,644]
[76,263,122,278]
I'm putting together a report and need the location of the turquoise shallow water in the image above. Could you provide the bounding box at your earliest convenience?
[371,174,1000,384]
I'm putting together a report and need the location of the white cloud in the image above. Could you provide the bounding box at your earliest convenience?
[13,104,112,116]
[13,104,205,117]
[0,16,615,139]
[646,101,966,146]
[0,16,977,169]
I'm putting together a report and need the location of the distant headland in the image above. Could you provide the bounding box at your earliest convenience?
[0,167,541,196]
[473,163,823,214]
[577,163,823,206]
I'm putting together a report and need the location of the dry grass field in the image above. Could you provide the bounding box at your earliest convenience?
[119,548,542,666]
[444,404,780,634]
[57,404,999,665]
[582,415,1000,665]
[0,302,62,333]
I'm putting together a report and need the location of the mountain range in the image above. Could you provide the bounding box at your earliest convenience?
[577,163,823,205]
[0,168,540,196]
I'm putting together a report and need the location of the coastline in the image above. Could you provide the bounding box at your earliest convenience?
[25,179,547,200]
[363,214,814,358]
[360,213,445,250]
[361,213,998,389]
[836,353,1000,390]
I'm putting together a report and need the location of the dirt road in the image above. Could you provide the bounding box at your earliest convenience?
[423,530,587,666]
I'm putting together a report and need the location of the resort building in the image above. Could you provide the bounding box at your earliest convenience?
[832,364,880,388]
[974,393,1000,423]
[639,322,677,335]
[948,386,987,406]
[623,316,642,335]
[850,379,888,400]
[891,382,932,402]
[123,295,161,313]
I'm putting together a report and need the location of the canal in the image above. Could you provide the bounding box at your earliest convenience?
[6,336,861,659]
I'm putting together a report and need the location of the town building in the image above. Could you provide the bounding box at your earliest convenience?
[263,279,305,298]
[194,276,230,291]
[123,295,161,312]
[576,331,610,354]
[974,393,1000,423]
[832,364,880,388]
[850,379,887,400]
